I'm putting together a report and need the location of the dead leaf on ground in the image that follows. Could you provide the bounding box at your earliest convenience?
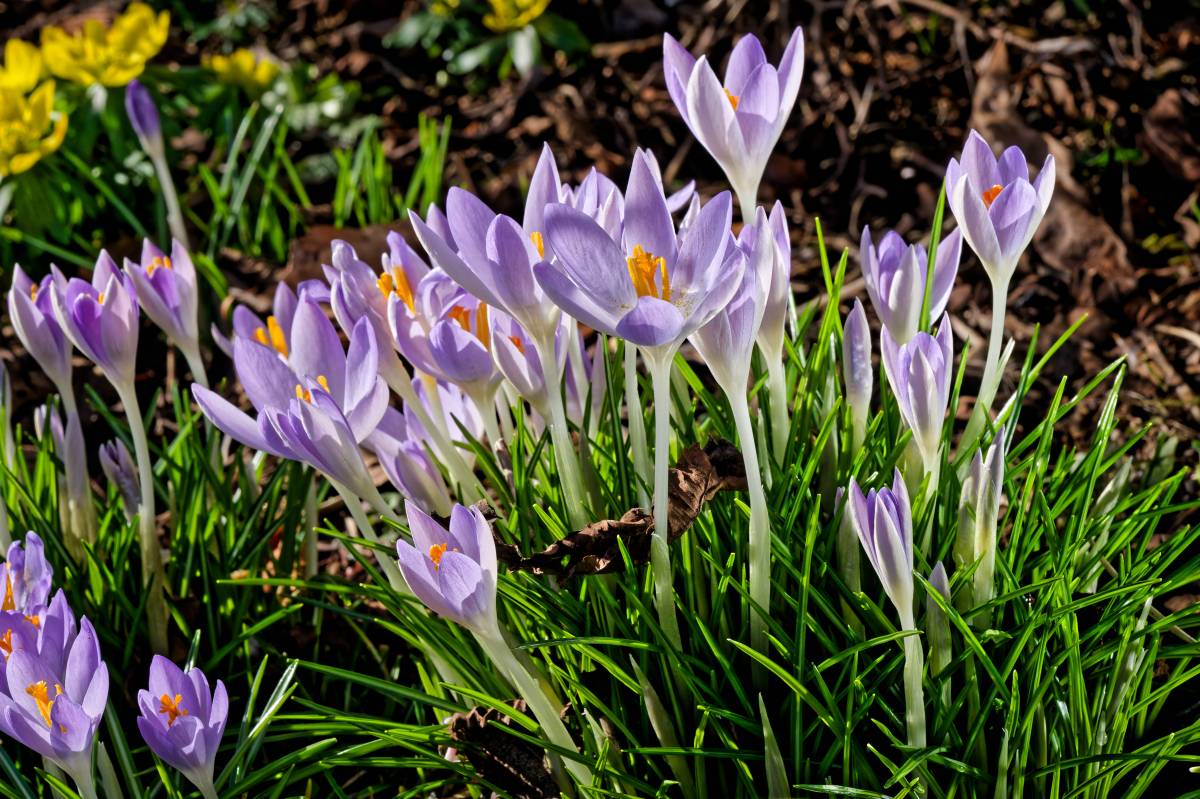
[494,439,746,581]
[447,701,559,798]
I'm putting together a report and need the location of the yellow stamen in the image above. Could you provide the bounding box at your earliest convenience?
[147,255,172,277]
[1,573,13,612]
[254,315,289,357]
[429,543,448,568]
[982,184,1004,208]
[626,245,670,302]
[294,384,311,403]
[158,693,188,727]
[25,681,62,728]
[725,89,739,110]
[97,292,106,305]
[447,304,491,349]
[316,374,329,392]
[24,614,39,629]
[29,283,38,301]
[377,267,415,312]
[530,231,545,259]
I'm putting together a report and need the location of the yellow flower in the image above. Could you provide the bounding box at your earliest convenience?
[0,82,69,177]
[40,2,169,88]
[483,0,551,32]
[0,40,43,93]
[430,0,461,16]
[204,48,280,98]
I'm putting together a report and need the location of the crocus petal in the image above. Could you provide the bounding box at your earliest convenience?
[446,188,497,276]
[615,295,686,348]
[232,336,298,412]
[623,151,678,269]
[289,299,347,403]
[542,204,636,310]
[724,33,768,95]
[686,55,745,168]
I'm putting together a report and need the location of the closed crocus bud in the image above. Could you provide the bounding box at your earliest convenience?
[842,298,872,452]
[881,314,953,476]
[945,130,1055,291]
[490,310,555,416]
[847,469,914,625]
[136,656,228,799]
[861,227,962,345]
[51,252,141,391]
[365,408,452,518]
[927,561,952,706]
[395,502,498,633]
[954,440,1004,628]
[124,78,160,145]
[99,439,139,519]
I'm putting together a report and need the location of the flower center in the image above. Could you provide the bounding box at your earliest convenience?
[254,315,289,357]
[447,303,491,350]
[626,245,671,302]
[1,573,13,612]
[293,375,330,404]
[724,89,739,110]
[29,283,38,301]
[25,681,63,729]
[147,255,172,277]
[158,692,188,727]
[0,629,12,660]
[530,231,545,259]
[377,267,415,312]
[982,184,1004,208]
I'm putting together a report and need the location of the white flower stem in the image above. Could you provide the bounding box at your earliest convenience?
[961,278,1011,457]
[729,393,770,658]
[469,386,503,449]
[147,145,190,250]
[836,511,863,636]
[331,481,407,593]
[765,358,789,464]
[735,185,758,225]
[115,384,169,653]
[475,623,592,788]
[646,351,683,651]
[535,334,589,530]
[901,617,928,748]
[383,367,485,502]
[624,343,651,508]
[303,476,319,579]
[58,390,97,556]
[180,343,209,390]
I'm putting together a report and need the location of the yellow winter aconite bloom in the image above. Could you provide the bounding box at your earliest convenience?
[483,0,551,32]
[40,3,170,88]
[0,82,69,177]
[204,49,280,97]
[0,40,43,93]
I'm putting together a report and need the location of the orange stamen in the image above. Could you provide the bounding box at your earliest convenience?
[158,693,188,727]
[378,267,415,312]
[254,315,289,357]
[724,89,739,110]
[1,573,13,612]
[530,231,545,259]
[0,629,12,659]
[147,256,172,277]
[429,543,448,568]
[982,184,1004,207]
[509,335,525,354]
[626,245,670,301]
[25,681,62,728]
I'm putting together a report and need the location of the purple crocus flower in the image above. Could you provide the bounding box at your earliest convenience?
[99,439,139,520]
[861,227,962,344]
[124,239,206,383]
[945,130,1054,289]
[395,502,497,633]
[8,266,71,390]
[0,615,108,795]
[689,208,769,392]
[403,378,484,470]
[124,78,160,142]
[537,150,742,353]
[881,314,953,473]
[754,201,791,365]
[846,469,914,623]
[218,282,299,360]
[489,311,560,417]
[842,298,872,450]
[663,28,805,216]
[1,533,52,616]
[367,409,453,518]
[50,251,140,391]
[136,655,228,799]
